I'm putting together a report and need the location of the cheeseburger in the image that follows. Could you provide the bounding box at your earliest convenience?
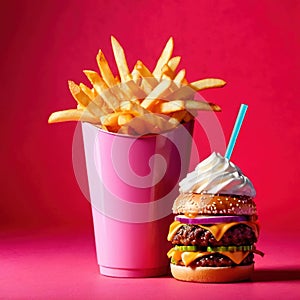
[167,152,263,282]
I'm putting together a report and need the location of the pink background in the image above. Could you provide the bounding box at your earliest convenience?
[1,0,300,298]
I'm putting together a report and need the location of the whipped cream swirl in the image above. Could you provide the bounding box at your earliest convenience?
[179,152,256,197]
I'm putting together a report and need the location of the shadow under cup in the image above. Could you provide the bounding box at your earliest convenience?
[82,120,194,277]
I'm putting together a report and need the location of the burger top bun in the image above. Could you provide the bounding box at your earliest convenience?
[172,193,257,216]
[170,263,254,283]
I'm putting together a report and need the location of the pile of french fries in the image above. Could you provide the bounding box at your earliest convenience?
[48,36,225,135]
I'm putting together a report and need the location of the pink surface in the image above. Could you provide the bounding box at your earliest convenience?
[1,228,300,299]
[1,0,300,298]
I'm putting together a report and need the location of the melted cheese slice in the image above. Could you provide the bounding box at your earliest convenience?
[167,248,250,266]
[167,220,259,242]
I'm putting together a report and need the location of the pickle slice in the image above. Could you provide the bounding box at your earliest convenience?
[207,245,253,252]
[174,245,198,252]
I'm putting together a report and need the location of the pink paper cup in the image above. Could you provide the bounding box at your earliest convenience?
[81,120,194,277]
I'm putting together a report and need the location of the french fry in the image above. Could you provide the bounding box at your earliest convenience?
[68,80,105,116]
[131,62,141,84]
[79,83,97,100]
[111,36,132,82]
[84,70,120,110]
[100,112,124,127]
[154,99,221,114]
[185,100,221,112]
[135,60,158,94]
[152,37,174,79]
[48,109,99,124]
[153,100,182,113]
[141,80,172,110]
[161,64,181,93]
[136,60,154,78]
[173,69,186,87]
[83,70,108,91]
[161,64,175,80]
[189,78,226,91]
[118,113,134,126]
[167,56,181,72]
[96,50,116,87]
[68,80,89,110]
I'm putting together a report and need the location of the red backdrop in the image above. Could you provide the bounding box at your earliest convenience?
[1,0,299,235]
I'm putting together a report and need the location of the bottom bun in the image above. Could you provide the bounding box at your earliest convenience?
[170,264,254,283]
